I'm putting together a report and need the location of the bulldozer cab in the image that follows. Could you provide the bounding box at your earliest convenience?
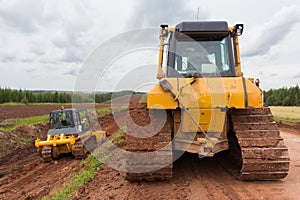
[51,110,75,128]
[48,108,91,136]
[163,22,242,78]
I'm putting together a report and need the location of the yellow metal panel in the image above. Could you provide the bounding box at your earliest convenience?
[147,84,178,109]
[245,78,263,108]
[35,134,77,148]
[233,35,243,77]
[56,145,71,154]
[91,131,106,142]
[157,31,166,80]
[182,109,225,132]
[148,77,263,109]
[220,77,245,108]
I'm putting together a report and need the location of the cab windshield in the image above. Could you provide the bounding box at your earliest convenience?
[168,35,235,77]
[51,110,75,129]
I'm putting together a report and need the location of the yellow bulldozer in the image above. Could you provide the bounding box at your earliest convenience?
[35,107,105,161]
[125,21,289,181]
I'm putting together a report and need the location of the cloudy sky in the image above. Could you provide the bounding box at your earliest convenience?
[0,0,299,91]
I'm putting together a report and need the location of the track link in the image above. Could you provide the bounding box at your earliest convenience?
[41,146,52,162]
[72,135,97,159]
[72,139,88,159]
[124,103,173,181]
[229,107,290,180]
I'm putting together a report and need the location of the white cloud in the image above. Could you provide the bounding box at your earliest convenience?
[242,5,300,57]
[127,0,206,28]
[0,0,44,33]
[0,0,299,91]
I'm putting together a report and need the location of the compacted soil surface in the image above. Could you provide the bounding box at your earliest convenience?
[0,96,299,200]
[2,129,296,199]
[73,129,300,200]
[0,105,72,123]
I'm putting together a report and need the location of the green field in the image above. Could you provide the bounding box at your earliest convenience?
[0,115,49,131]
[270,106,300,123]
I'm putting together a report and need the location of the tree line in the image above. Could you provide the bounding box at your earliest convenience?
[264,85,300,106]
[94,90,136,103]
[0,87,72,104]
[74,90,140,103]
[0,87,141,104]
[4,85,298,106]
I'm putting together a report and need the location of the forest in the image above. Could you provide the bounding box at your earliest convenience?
[0,85,299,106]
[0,88,71,104]
[264,85,300,106]
[0,87,137,104]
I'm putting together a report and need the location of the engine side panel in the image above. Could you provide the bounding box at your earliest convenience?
[147,77,263,110]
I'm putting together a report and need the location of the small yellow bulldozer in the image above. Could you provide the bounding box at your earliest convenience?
[35,107,105,161]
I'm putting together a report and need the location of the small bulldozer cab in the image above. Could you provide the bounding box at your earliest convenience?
[48,108,91,137]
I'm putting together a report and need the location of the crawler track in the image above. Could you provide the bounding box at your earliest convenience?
[124,103,173,181]
[229,108,290,180]
[41,146,52,162]
[72,139,88,159]
[72,135,97,159]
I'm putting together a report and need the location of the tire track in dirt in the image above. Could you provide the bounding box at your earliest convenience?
[1,96,300,200]
[0,105,72,123]
[0,145,81,199]
[74,130,300,200]
[75,98,300,200]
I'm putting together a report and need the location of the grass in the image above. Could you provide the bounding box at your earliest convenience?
[0,115,48,131]
[45,126,127,200]
[44,155,103,200]
[112,125,127,144]
[12,133,34,144]
[96,107,113,117]
[96,106,128,118]
[269,106,300,123]
[138,95,147,103]
[0,102,127,132]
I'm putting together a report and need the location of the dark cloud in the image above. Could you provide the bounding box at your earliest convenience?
[242,6,300,57]
[127,0,208,28]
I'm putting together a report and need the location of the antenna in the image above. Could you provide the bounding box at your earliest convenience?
[197,7,199,21]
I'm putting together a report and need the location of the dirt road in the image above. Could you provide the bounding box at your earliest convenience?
[0,111,299,200]
[0,129,299,200]
[73,129,300,200]
[1,96,298,199]
[0,94,143,123]
[0,146,81,199]
[0,105,72,123]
